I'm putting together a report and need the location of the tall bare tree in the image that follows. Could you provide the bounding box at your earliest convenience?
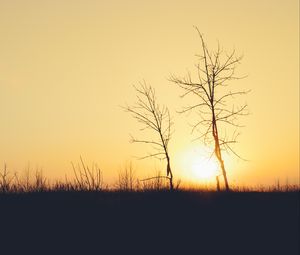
[124,82,174,190]
[170,28,249,191]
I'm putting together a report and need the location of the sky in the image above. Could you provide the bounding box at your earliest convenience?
[0,0,298,186]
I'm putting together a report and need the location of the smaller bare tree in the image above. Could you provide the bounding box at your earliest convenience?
[124,82,174,190]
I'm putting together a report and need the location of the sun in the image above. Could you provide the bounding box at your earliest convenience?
[190,157,218,180]
[176,145,219,182]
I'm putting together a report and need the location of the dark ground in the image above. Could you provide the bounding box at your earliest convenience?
[0,191,299,255]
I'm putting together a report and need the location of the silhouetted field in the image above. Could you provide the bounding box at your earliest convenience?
[0,190,298,255]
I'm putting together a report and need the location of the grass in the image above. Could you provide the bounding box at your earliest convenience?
[1,190,299,255]
[0,164,299,255]
[1,162,299,193]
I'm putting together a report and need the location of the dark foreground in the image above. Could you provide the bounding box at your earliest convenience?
[0,191,299,255]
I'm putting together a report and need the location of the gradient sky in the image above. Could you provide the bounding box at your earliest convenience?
[0,0,298,186]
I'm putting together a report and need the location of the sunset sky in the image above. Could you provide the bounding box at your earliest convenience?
[0,0,298,186]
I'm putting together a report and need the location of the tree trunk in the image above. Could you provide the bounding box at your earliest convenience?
[167,159,173,191]
[169,176,173,191]
[214,142,230,191]
[219,157,230,191]
[216,176,220,191]
[213,116,230,191]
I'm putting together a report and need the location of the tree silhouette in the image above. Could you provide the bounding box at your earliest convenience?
[124,82,174,190]
[170,28,249,191]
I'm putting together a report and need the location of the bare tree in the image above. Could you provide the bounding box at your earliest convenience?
[124,82,174,190]
[170,28,249,191]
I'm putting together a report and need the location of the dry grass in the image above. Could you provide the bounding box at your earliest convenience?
[0,163,298,193]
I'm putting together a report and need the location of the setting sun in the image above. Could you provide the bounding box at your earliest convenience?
[176,145,220,182]
[190,157,219,180]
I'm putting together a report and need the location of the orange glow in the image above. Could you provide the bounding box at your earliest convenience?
[175,145,220,183]
[190,157,219,180]
[0,0,298,186]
